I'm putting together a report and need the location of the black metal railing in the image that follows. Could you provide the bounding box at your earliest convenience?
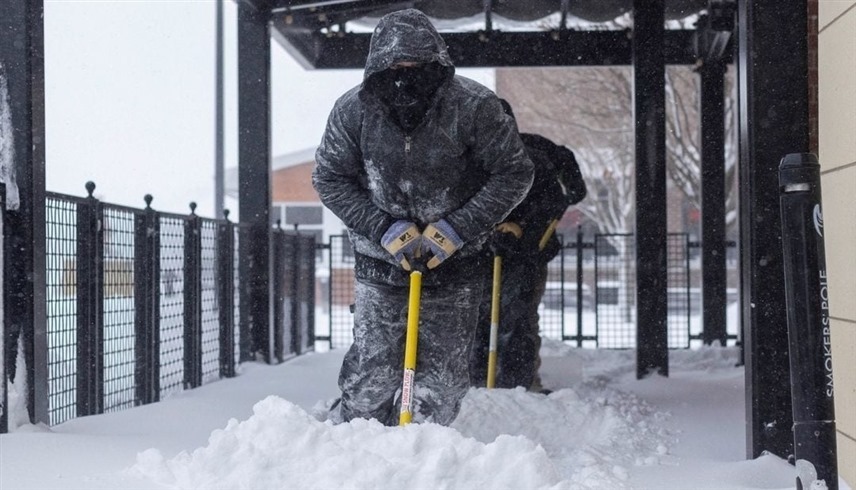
[322,229,739,350]
[10,183,317,428]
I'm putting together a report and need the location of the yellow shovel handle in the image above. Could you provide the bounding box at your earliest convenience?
[486,255,502,389]
[399,270,422,425]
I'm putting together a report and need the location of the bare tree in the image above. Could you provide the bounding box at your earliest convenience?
[664,65,739,234]
[498,66,637,235]
[496,65,738,236]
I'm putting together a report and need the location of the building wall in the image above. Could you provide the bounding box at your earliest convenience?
[817,1,856,486]
[272,162,319,202]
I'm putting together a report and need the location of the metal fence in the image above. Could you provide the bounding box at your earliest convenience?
[16,185,317,428]
[321,230,739,350]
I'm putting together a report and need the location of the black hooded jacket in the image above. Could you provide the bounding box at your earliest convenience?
[313,9,533,282]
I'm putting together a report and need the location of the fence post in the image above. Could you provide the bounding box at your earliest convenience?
[218,210,235,377]
[301,234,316,353]
[779,153,838,490]
[0,182,6,433]
[558,233,566,341]
[183,202,202,389]
[76,181,103,416]
[134,195,160,404]
[327,236,335,349]
[593,235,600,347]
[289,230,301,356]
[147,198,161,400]
[272,222,284,362]
[575,226,584,347]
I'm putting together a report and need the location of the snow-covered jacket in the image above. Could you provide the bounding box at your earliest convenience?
[313,8,534,271]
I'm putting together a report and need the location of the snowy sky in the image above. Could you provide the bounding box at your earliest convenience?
[3,343,849,490]
[43,0,493,217]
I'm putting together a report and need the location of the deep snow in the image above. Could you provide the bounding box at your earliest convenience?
[1,342,850,490]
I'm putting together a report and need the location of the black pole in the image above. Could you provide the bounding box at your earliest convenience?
[0,0,48,426]
[218,210,236,378]
[559,234,565,339]
[699,59,728,346]
[215,0,224,219]
[633,0,669,378]
[779,153,838,490]
[184,203,202,389]
[238,3,273,363]
[576,226,583,347]
[0,183,5,433]
[737,0,809,460]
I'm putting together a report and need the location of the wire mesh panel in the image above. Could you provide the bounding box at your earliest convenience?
[158,215,185,398]
[200,220,220,383]
[328,235,355,349]
[595,234,636,348]
[274,232,297,361]
[101,206,137,412]
[233,226,241,366]
[296,235,315,354]
[45,196,78,425]
[667,233,691,348]
[539,241,567,342]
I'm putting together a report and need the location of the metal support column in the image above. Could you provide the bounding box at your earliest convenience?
[737,0,810,460]
[700,59,728,346]
[0,0,48,426]
[238,3,274,363]
[633,0,668,378]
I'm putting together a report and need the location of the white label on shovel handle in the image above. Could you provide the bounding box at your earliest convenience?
[400,368,415,414]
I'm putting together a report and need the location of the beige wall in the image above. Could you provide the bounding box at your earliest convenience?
[818,1,856,486]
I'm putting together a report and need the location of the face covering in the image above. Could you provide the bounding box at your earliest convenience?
[375,63,447,132]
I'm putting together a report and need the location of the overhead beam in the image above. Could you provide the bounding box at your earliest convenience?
[271,27,701,68]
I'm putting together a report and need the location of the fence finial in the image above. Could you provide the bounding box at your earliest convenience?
[276,218,282,230]
[85,181,96,197]
[144,194,153,209]
[224,209,230,221]
[189,201,197,215]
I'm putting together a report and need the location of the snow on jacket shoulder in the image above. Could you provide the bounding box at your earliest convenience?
[313,8,533,266]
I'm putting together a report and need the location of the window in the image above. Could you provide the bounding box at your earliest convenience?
[273,203,325,262]
[285,206,323,226]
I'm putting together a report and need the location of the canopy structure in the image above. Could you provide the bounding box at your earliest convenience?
[1,0,813,465]
[261,0,731,68]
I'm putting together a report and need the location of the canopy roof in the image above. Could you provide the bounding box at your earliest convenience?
[241,0,732,69]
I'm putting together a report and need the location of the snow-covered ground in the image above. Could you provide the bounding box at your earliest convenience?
[1,342,850,490]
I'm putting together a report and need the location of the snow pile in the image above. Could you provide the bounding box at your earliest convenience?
[454,385,672,489]
[133,395,572,490]
[134,349,676,490]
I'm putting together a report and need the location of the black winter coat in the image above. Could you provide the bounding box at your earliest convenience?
[313,9,534,281]
[501,133,587,262]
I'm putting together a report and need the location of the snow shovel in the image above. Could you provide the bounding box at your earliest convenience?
[486,255,502,388]
[399,267,423,426]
